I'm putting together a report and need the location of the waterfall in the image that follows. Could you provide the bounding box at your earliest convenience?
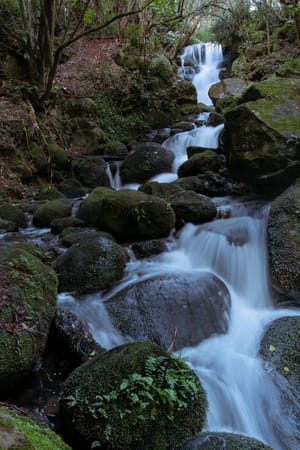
[106,161,122,190]
[57,43,299,449]
[179,42,224,105]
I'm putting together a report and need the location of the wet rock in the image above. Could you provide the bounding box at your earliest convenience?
[169,191,217,228]
[72,156,110,188]
[77,187,175,241]
[149,54,174,81]
[178,150,221,178]
[60,228,116,247]
[206,112,225,127]
[0,246,58,392]
[0,218,17,232]
[101,141,128,159]
[55,236,127,294]
[267,181,300,302]
[50,309,105,365]
[180,432,274,450]
[139,181,183,199]
[105,272,231,351]
[50,216,84,234]
[259,316,300,449]
[175,172,250,197]
[131,239,167,259]
[33,199,72,228]
[120,142,174,184]
[60,342,207,450]
[171,121,194,134]
[172,80,197,106]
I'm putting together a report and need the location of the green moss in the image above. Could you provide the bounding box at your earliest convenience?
[181,432,274,450]
[47,144,71,170]
[61,342,207,450]
[0,407,71,450]
[33,199,72,227]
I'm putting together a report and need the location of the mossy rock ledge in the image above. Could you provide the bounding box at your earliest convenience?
[267,181,300,302]
[223,77,300,191]
[77,187,175,241]
[0,245,58,391]
[180,432,274,450]
[0,405,70,450]
[60,342,207,450]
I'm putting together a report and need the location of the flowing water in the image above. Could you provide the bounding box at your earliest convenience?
[59,43,299,449]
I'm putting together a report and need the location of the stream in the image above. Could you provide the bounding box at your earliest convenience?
[2,43,299,449]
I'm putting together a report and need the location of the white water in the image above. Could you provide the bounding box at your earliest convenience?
[179,42,223,105]
[58,43,299,449]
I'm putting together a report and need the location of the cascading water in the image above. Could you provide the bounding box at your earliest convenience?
[179,42,224,105]
[58,43,299,449]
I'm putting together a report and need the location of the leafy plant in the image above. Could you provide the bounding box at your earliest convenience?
[64,354,203,441]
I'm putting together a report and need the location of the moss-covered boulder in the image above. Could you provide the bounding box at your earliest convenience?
[178,151,221,178]
[259,316,300,448]
[30,143,49,175]
[131,239,167,259]
[120,142,174,184]
[105,272,231,351]
[33,199,72,228]
[60,342,207,450]
[224,77,300,190]
[169,191,217,228]
[72,156,110,189]
[47,144,71,170]
[0,203,27,230]
[60,228,116,247]
[58,178,87,198]
[50,216,84,234]
[208,78,249,112]
[0,405,70,449]
[181,432,274,450]
[77,187,176,241]
[139,181,183,199]
[149,54,174,81]
[0,246,58,391]
[55,236,127,294]
[267,182,300,303]
[63,97,97,116]
[260,316,299,390]
[172,80,197,106]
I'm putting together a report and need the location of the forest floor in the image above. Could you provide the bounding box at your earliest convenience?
[0,36,120,198]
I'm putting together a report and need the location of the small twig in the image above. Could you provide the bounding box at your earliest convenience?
[167,327,177,353]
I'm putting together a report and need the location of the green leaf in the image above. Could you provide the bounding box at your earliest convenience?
[269,344,276,353]
[91,441,101,449]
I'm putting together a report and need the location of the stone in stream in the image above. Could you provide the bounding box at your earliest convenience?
[105,272,231,351]
[267,180,300,305]
[33,199,72,228]
[259,316,300,449]
[72,155,110,188]
[77,187,175,241]
[0,245,58,393]
[0,203,27,230]
[177,150,221,178]
[60,342,207,450]
[180,432,274,450]
[168,190,217,228]
[55,236,127,295]
[120,142,174,184]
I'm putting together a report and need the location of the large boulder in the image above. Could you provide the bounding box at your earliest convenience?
[0,245,58,391]
[77,187,176,241]
[178,151,221,178]
[72,156,110,188]
[55,236,127,294]
[267,181,300,303]
[168,191,217,228]
[139,181,183,199]
[181,432,274,450]
[149,54,174,81]
[105,272,231,351]
[120,142,174,184]
[223,77,300,191]
[0,406,71,450]
[276,56,300,79]
[60,342,207,450]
